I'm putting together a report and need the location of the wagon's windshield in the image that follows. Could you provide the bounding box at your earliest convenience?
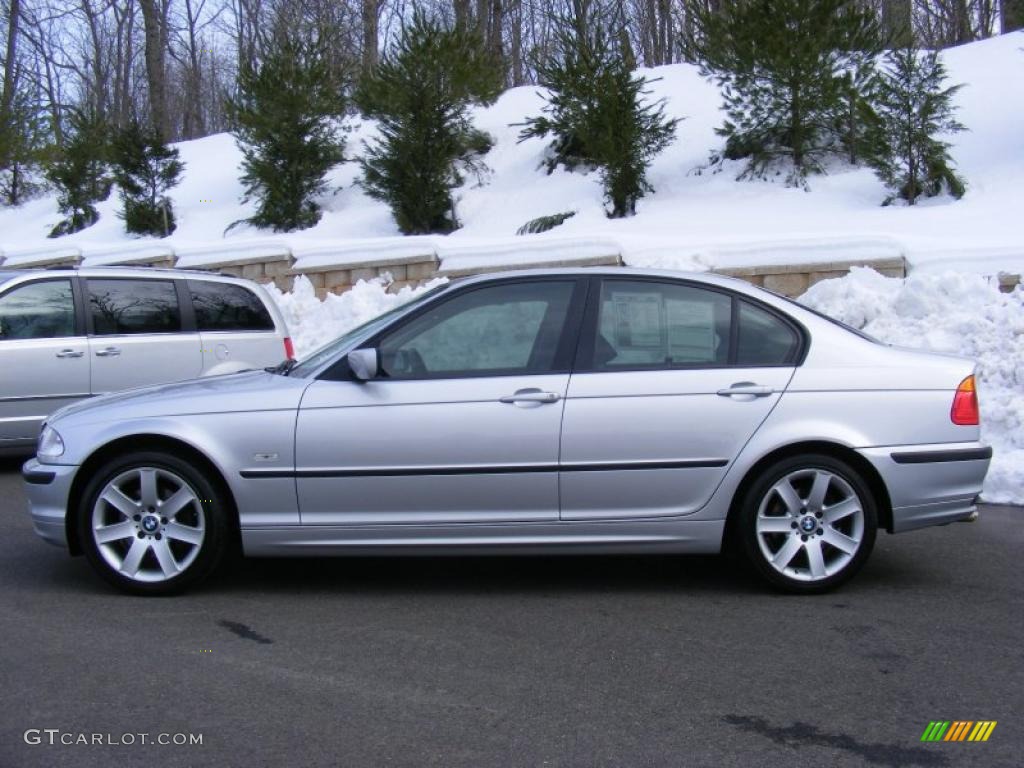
[287,282,451,378]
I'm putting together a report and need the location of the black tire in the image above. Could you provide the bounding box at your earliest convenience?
[78,451,228,595]
[734,453,878,594]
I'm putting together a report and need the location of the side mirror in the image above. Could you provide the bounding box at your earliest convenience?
[347,348,379,381]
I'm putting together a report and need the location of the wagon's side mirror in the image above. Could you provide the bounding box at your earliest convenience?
[347,348,379,381]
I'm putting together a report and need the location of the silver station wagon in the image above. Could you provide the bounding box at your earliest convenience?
[22,268,991,595]
[0,266,292,456]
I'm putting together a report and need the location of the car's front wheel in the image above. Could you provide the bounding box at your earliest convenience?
[736,454,878,593]
[78,452,228,595]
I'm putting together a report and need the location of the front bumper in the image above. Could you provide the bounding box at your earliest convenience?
[857,442,992,533]
[22,458,79,548]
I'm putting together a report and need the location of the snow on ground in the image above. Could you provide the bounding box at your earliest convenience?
[1,33,1022,273]
[265,268,1022,503]
[799,268,1023,503]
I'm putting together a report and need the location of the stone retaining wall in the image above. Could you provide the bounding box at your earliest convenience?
[6,241,1019,299]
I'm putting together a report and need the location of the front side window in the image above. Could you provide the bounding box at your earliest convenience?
[377,281,575,379]
[189,280,274,332]
[591,280,731,369]
[87,279,181,335]
[0,279,76,340]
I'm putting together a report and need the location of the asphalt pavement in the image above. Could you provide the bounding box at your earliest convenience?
[0,457,1021,768]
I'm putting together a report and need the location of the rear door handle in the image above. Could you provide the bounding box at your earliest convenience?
[56,349,84,359]
[499,389,561,405]
[717,382,774,398]
[95,346,121,357]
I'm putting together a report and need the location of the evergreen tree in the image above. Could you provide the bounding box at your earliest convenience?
[45,108,112,237]
[685,0,882,186]
[861,47,966,205]
[357,11,502,235]
[521,1,678,217]
[0,84,46,205]
[225,27,346,232]
[110,120,184,237]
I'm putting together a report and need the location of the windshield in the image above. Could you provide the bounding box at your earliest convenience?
[287,282,451,378]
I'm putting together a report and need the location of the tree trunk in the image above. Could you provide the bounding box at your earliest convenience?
[1,0,20,127]
[882,0,913,46]
[509,0,524,85]
[953,0,974,43]
[361,0,379,78]
[1003,0,1024,32]
[140,0,170,139]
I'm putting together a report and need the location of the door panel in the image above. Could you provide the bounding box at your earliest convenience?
[0,278,89,442]
[296,375,568,524]
[295,278,583,525]
[559,277,800,521]
[560,368,793,520]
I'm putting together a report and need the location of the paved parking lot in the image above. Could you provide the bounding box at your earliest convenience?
[0,457,1021,767]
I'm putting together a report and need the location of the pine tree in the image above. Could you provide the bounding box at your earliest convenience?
[521,1,677,218]
[46,109,112,237]
[110,120,184,237]
[0,84,46,205]
[685,0,882,186]
[861,47,966,206]
[357,11,502,235]
[225,27,346,232]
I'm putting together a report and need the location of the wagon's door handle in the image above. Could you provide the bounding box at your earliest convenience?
[499,388,561,405]
[94,346,121,357]
[717,382,774,398]
[55,349,84,358]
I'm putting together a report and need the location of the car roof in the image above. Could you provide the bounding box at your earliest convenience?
[453,265,774,298]
[0,265,257,284]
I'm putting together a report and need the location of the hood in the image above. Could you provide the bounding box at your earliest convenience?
[49,371,312,426]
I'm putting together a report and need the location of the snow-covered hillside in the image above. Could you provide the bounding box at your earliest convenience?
[1,33,1022,274]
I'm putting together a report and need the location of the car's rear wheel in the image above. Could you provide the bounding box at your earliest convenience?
[736,454,878,593]
[78,452,228,595]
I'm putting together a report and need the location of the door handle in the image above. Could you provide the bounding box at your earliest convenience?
[55,349,84,359]
[717,382,774,398]
[499,389,561,405]
[94,346,121,357]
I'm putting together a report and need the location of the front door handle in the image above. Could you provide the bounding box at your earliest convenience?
[717,382,774,398]
[56,349,84,359]
[94,346,121,357]
[499,388,561,405]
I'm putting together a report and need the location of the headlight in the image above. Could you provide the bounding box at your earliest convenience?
[37,424,65,460]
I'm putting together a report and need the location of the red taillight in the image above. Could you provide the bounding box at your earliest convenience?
[951,375,979,425]
[283,337,295,360]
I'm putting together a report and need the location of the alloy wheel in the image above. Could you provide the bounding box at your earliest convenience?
[91,467,206,583]
[754,468,865,583]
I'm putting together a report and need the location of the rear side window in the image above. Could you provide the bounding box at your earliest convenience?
[0,279,76,339]
[87,279,181,335]
[736,301,800,365]
[188,280,274,332]
[592,280,732,369]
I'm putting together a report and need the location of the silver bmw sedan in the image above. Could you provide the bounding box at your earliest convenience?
[22,268,991,595]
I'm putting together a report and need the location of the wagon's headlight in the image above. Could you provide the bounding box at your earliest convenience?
[37,424,65,460]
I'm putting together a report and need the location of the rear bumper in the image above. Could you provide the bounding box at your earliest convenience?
[857,442,991,533]
[22,458,78,548]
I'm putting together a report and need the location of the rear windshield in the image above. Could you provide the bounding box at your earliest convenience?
[189,280,274,332]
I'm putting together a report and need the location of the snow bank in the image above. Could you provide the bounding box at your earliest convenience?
[264,274,447,357]
[799,268,1024,503]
